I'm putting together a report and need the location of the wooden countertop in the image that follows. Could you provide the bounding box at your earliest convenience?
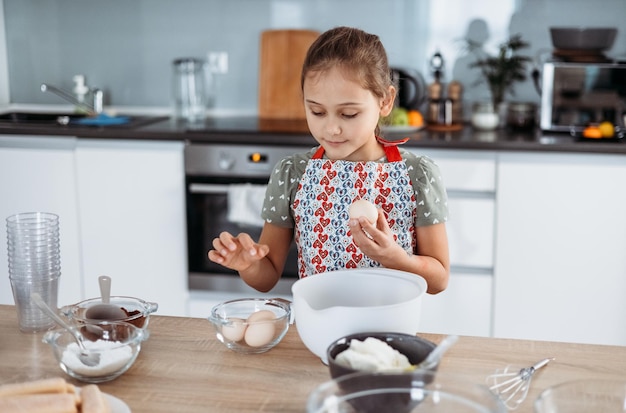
[1,304,625,412]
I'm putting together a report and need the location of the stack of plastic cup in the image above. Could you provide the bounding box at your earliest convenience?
[6,212,61,333]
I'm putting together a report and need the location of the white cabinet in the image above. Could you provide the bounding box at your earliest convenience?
[494,152,626,346]
[0,136,83,305]
[75,139,188,316]
[447,197,495,270]
[419,271,493,336]
[0,135,188,316]
[409,149,497,337]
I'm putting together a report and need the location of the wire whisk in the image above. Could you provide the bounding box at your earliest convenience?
[486,357,554,410]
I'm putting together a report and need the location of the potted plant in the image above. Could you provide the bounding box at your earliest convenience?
[468,34,532,108]
[466,34,532,129]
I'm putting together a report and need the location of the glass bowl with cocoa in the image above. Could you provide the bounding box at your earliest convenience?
[60,296,158,329]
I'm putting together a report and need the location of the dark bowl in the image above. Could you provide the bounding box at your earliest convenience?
[327,332,437,379]
[550,27,618,51]
[326,332,437,413]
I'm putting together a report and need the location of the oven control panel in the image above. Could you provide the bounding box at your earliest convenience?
[185,143,309,178]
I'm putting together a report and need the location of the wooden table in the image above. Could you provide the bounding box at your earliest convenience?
[1,304,625,412]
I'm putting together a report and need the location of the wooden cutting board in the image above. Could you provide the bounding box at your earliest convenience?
[258,29,320,120]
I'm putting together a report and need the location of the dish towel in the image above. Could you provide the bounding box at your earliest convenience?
[74,113,131,126]
[227,184,268,228]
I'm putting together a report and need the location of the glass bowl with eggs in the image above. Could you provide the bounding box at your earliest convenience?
[208,298,292,354]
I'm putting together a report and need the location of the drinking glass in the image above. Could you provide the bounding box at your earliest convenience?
[6,212,61,332]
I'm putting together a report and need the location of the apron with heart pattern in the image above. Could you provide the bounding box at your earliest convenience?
[292,142,416,278]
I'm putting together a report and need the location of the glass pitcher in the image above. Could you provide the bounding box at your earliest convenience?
[172,58,214,123]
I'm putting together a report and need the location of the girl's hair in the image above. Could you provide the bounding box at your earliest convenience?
[301,26,392,100]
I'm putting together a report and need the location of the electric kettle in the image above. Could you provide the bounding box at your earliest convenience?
[172,58,214,123]
[390,67,427,110]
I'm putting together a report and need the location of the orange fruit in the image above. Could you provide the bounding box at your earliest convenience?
[408,110,424,127]
[598,121,615,138]
[583,126,602,139]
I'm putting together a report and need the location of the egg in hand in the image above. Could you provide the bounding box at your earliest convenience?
[349,199,378,224]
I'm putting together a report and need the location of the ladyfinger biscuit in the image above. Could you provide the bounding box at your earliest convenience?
[80,384,110,413]
[0,377,70,397]
[0,393,78,413]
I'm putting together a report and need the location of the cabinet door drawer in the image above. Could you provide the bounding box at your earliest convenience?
[419,272,492,337]
[0,137,83,306]
[412,149,497,192]
[447,197,494,269]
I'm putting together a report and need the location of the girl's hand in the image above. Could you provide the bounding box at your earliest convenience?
[208,231,270,272]
[349,208,405,264]
[350,209,450,293]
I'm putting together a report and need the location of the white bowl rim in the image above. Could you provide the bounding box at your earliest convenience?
[292,268,427,310]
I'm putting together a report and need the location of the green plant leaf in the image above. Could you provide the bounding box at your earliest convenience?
[466,34,532,107]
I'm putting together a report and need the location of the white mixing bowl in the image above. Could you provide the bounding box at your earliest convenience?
[291,268,428,363]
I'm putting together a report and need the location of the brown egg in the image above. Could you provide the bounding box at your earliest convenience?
[244,310,276,347]
[349,199,378,224]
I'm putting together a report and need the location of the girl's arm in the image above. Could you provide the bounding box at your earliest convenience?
[208,223,294,293]
[411,223,450,293]
[238,223,294,292]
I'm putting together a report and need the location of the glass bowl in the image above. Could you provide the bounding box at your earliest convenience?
[42,320,149,383]
[60,296,158,329]
[534,379,626,412]
[307,370,507,413]
[208,298,291,354]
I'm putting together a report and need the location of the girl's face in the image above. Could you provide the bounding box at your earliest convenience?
[303,67,395,162]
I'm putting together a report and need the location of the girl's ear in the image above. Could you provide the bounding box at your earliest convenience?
[380,86,397,116]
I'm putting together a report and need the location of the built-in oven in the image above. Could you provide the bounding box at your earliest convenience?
[185,142,307,295]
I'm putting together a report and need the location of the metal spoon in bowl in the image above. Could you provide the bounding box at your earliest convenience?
[407,334,459,371]
[84,275,127,321]
[31,292,101,367]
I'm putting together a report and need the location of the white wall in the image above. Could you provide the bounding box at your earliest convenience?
[0,0,9,105]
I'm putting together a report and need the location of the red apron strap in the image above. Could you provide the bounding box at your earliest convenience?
[312,146,325,159]
[382,144,402,162]
[377,136,406,162]
[312,140,403,162]
[376,136,410,146]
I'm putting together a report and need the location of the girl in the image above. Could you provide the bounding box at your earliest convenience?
[208,26,449,294]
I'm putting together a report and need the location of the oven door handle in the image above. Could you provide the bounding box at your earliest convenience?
[188,183,230,194]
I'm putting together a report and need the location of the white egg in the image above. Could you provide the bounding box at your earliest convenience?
[349,199,378,224]
[246,310,276,323]
[244,310,276,347]
[221,317,246,342]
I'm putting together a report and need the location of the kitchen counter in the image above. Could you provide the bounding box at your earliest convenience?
[2,304,626,413]
[0,111,625,154]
